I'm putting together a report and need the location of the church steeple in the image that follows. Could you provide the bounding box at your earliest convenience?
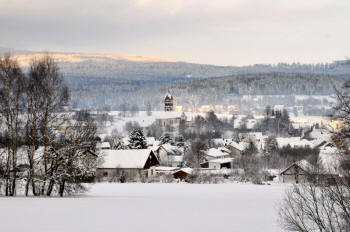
[164,92,174,111]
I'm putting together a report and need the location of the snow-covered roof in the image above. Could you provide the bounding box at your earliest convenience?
[296,160,315,171]
[178,168,193,174]
[319,146,340,175]
[146,137,156,145]
[228,141,244,151]
[154,111,184,120]
[101,142,111,149]
[212,138,228,146]
[160,144,183,155]
[309,128,330,140]
[280,159,315,174]
[99,149,156,169]
[202,148,230,158]
[276,137,313,148]
[206,158,234,164]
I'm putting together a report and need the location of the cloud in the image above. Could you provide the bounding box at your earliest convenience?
[0,0,349,65]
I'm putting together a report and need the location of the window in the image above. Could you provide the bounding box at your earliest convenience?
[103,172,108,177]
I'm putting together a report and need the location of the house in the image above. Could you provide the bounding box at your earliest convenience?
[212,138,244,156]
[280,159,340,185]
[154,144,184,167]
[96,149,159,182]
[200,158,234,169]
[276,137,313,149]
[201,147,231,161]
[280,160,315,184]
[226,141,244,156]
[239,132,268,151]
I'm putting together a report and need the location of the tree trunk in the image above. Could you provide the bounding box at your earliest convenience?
[59,179,65,197]
[46,179,55,196]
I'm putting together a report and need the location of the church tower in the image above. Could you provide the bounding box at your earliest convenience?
[164,93,174,111]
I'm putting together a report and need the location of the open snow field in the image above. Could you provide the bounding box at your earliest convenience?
[0,183,287,232]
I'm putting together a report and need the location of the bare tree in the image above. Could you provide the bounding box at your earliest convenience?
[25,55,69,196]
[51,114,98,197]
[0,55,26,196]
[279,181,350,232]
[279,73,350,231]
[185,139,207,168]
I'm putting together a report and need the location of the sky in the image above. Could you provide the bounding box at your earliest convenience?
[1,0,350,66]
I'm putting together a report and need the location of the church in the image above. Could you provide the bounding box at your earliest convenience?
[154,94,187,132]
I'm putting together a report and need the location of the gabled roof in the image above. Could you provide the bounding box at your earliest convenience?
[228,141,244,151]
[202,147,230,158]
[99,149,158,169]
[159,144,183,155]
[280,160,314,175]
[175,167,193,175]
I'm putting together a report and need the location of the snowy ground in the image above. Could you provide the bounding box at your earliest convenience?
[0,183,287,232]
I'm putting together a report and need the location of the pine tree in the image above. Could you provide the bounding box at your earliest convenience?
[128,129,147,149]
[266,135,278,154]
[159,134,174,145]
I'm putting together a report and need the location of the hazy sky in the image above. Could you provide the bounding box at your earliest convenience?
[1,0,350,65]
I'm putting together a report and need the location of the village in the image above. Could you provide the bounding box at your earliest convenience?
[2,1,350,231]
[84,93,343,185]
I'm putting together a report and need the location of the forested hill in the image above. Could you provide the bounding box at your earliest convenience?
[169,72,343,96]
[165,72,344,109]
[68,72,344,111]
[1,49,349,110]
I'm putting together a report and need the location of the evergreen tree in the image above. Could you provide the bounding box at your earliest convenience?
[159,133,174,145]
[128,129,147,149]
[266,135,278,154]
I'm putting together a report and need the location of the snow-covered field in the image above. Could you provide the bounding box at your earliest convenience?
[0,183,287,232]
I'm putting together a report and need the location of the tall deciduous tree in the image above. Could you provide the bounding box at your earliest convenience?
[25,55,69,196]
[0,55,26,196]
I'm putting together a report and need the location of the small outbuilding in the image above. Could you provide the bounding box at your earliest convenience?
[173,168,193,181]
[280,160,315,184]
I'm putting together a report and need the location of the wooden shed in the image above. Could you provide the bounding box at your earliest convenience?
[280,160,314,184]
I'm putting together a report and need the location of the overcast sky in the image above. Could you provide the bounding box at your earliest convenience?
[1,0,350,65]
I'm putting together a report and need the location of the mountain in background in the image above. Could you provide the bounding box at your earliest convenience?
[1,47,349,112]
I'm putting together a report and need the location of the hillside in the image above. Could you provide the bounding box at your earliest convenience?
[1,48,349,111]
